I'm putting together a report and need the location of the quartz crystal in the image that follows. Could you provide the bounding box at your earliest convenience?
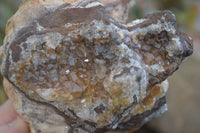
[1,0,193,133]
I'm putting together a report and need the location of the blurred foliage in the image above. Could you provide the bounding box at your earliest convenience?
[0,0,22,44]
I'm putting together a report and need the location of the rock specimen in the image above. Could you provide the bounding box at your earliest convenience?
[0,0,193,133]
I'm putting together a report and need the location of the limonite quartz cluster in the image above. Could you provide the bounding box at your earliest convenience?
[1,0,193,133]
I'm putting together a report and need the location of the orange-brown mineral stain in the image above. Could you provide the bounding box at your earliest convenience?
[133,85,164,114]
[128,128,139,133]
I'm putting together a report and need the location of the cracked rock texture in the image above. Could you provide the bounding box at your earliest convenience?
[0,0,193,133]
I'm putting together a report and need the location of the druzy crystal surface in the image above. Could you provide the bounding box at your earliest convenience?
[1,0,193,133]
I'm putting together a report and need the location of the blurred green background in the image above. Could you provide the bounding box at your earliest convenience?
[0,0,200,133]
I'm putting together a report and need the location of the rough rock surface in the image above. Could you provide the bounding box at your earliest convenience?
[148,57,200,133]
[0,0,193,133]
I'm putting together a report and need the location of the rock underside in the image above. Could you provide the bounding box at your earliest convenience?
[1,0,193,133]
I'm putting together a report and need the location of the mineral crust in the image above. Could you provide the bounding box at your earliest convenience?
[1,0,193,133]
